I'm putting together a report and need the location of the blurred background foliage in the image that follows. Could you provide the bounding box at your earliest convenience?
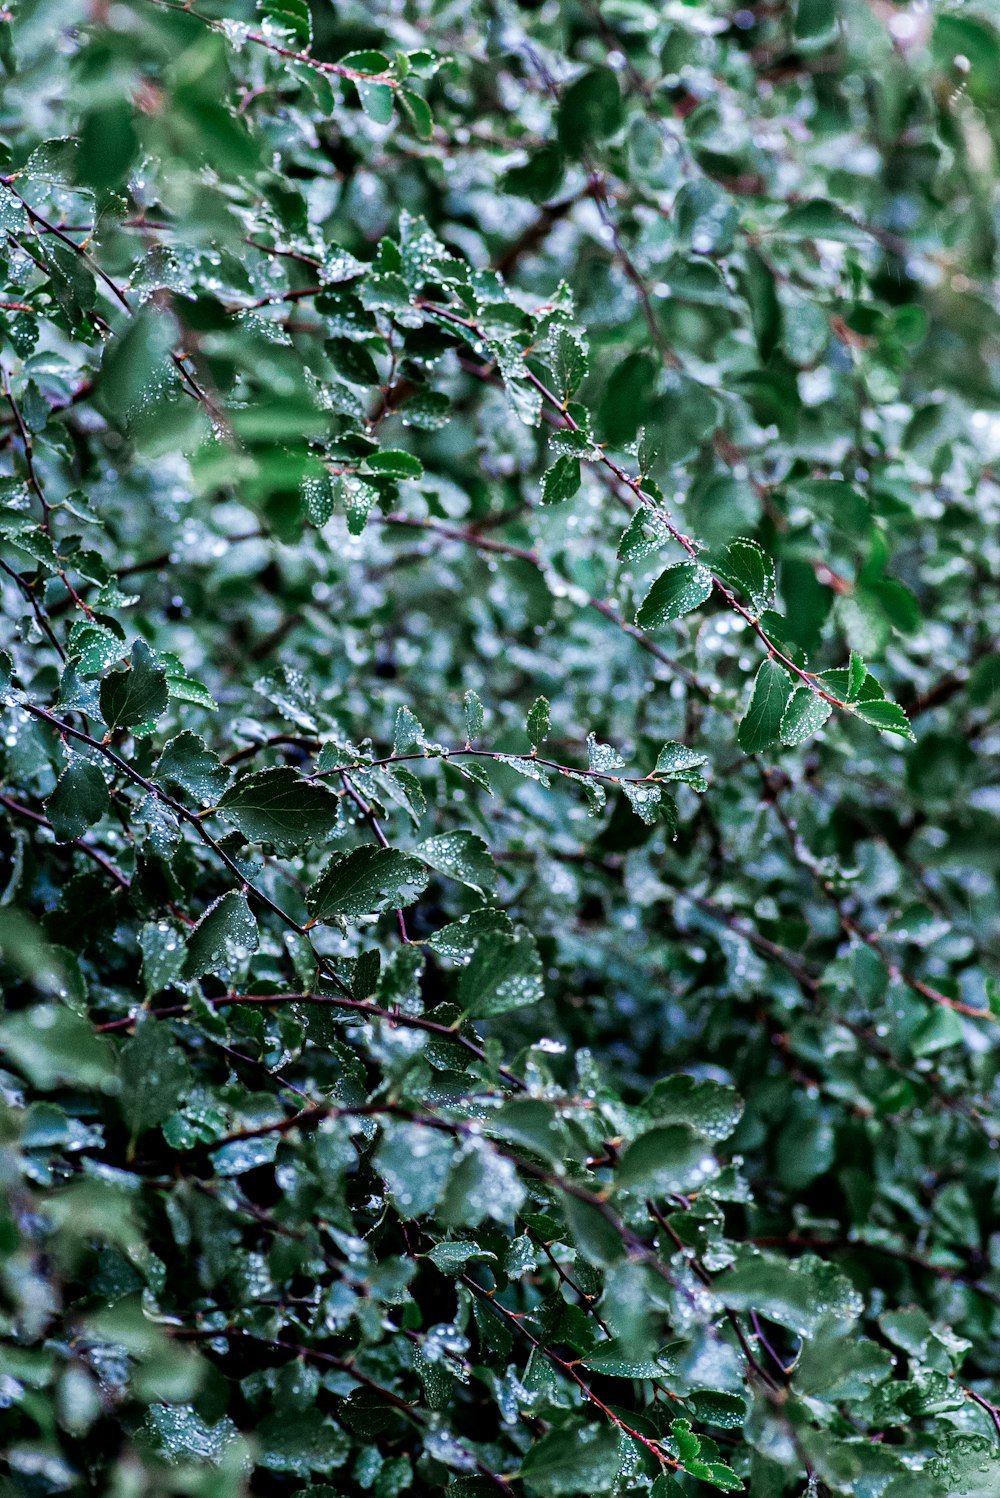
[0,0,999,1494]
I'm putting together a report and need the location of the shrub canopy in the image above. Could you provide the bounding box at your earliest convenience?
[1,1,999,1495]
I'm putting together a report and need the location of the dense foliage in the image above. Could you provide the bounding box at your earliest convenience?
[1,0,999,1493]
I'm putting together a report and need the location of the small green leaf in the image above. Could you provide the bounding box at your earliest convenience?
[100,640,168,731]
[156,732,230,805]
[459,927,543,1017]
[636,562,713,629]
[354,78,394,124]
[393,704,424,753]
[526,695,550,750]
[414,830,496,898]
[365,449,423,479]
[654,741,709,789]
[738,658,792,753]
[852,699,915,740]
[261,0,312,46]
[780,687,833,746]
[183,891,259,979]
[463,690,484,743]
[645,1075,744,1141]
[399,88,433,139]
[376,1123,454,1217]
[44,759,109,842]
[427,1241,498,1275]
[710,537,775,617]
[616,1123,717,1193]
[139,920,186,998]
[540,454,581,505]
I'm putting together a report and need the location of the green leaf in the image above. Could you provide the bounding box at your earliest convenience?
[653,741,709,790]
[616,1123,718,1193]
[44,758,109,842]
[376,1123,455,1217]
[635,562,713,629]
[721,1251,863,1336]
[414,830,496,899]
[458,928,543,1017]
[100,304,178,425]
[427,1241,498,1275]
[526,695,550,750]
[119,1015,191,1137]
[100,640,168,731]
[540,455,581,505]
[139,920,186,998]
[547,326,589,401]
[393,704,423,753]
[710,538,775,617]
[519,1424,621,1495]
[645,1075,744,1141]
[737,659,792,753]
[773,199,871,243]
[399,88,434,140]
[463,690,484,743]
[218,767,339,849]
[308,846,429,923]
[261,0,312,46]
[852,699,916,740]
[557,69,624,147]
[183,891,259,979]
[66,621,126,676]
[354,78,394,124]
[156,732,230,805]
[780,687,833,746]
[686,1390,747,1430]
[0,1005,115,1091]
[365,449,423,479]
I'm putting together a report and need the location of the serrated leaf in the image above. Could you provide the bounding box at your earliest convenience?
[547,326,589,401]
[119,1015,191,1137]
[414,830,496,898]
[463,690,484,743]
[710,537,775,616]
[780,686,832,746]
[393,704,424,754]
[853,698,915,740]
[458,928,543,1017]
[44,759,109,842]
[183,891,259,979]
[636,561,713,628]
[526,696,550,750]
[218,767,339,849]
[308,846,428,923]
[540,454,581,505]
[66,621,125,676]
[737,658,792,753]
[100,640,168,731]
[156,731,230,805]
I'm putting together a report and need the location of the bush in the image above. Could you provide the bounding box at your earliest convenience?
[1,1,999,1494]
